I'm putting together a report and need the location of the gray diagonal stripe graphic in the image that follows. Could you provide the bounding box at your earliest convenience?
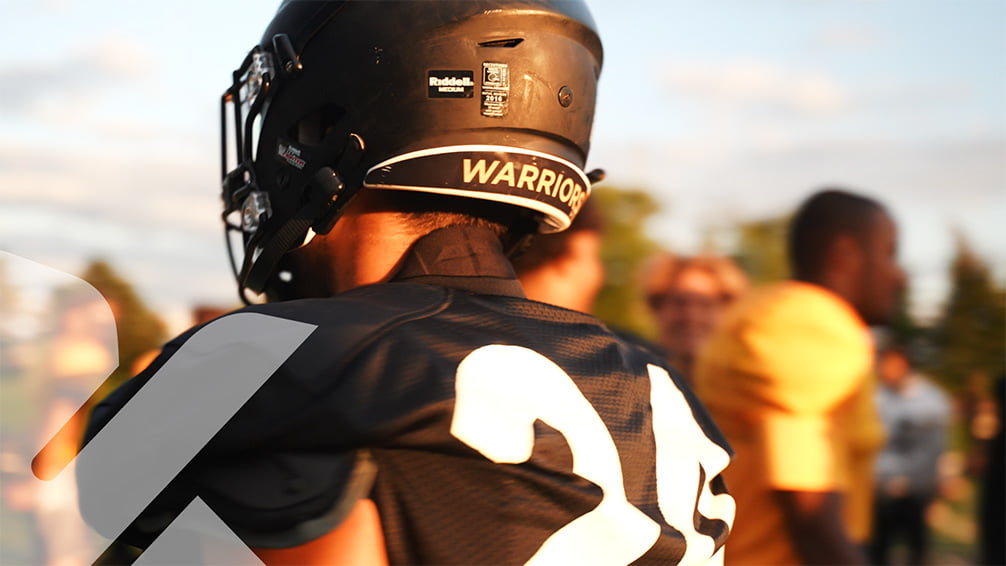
[76,312,316,564]
[134,497,265,566]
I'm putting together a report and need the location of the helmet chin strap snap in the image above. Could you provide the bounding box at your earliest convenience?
[308,132,365,235]
[307,167,347,235]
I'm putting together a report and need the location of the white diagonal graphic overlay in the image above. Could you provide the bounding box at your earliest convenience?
[75,312,316,564]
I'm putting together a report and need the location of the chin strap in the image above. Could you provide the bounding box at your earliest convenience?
[238,133,365,302]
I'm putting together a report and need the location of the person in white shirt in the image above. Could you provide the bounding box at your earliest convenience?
[870,344,951,565]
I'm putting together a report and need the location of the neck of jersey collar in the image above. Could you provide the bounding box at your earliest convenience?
[391,224,525,298]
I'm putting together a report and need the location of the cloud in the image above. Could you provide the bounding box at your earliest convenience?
[653,56,988,160]
[37,0,76,9]
[0,37,149,114]
[811,25,881,50]
[0,139,221,237]
[0,136,237,332]
[664,60,848,115]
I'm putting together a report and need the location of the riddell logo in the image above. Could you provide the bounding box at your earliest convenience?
[429,70,475,98]
[429,76,475,87]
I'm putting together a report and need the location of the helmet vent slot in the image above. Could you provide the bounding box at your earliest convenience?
[478,38,524,48]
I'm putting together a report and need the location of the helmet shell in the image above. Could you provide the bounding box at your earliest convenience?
[260,0,601,220]
[223,0,603,295]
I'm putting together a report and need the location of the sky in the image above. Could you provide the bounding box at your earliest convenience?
[1,0,1004,333]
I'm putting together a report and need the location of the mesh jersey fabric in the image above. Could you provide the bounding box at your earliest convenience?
[81,225,733,565]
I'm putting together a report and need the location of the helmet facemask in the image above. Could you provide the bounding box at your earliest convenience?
[222,32,365,303]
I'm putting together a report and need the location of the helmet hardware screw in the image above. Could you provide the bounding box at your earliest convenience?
[272,33,303,77]
[558,86,573,108]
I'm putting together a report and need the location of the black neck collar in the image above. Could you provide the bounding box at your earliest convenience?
[391,225,525,298]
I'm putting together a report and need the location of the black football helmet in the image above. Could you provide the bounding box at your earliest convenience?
[221,0,604,300]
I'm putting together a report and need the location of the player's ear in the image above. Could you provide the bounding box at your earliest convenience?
[555,232,590,276]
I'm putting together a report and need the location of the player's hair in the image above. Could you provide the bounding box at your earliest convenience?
[788,188,887,281]
[510,198,603,276]
[387,190,532,241]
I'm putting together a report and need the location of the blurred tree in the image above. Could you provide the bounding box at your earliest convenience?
[731,214,791,285]
[79,259,167,397]
[591,185,662,339]
[887,290,928,353]
[929,236,1006,394]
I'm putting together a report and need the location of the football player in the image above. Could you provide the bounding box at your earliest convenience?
[79,1,735,563]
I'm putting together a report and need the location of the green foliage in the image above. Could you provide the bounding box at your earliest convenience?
[929,237,1006,394]
[79,259,167,395]
[887,290,927,349]
[732,214,791,285]
[591,186,662,339]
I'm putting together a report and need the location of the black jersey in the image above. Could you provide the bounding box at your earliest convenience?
[81,226,734,565]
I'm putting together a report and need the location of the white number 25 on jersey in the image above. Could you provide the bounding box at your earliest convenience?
[451,345,735,566]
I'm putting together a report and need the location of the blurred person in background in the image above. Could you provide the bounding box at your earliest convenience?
[514,195,668,358]
[695,188,905,564]
[19,286,114,566]
[643,253,748,383]
[513,197,605,314]
[870,343,951,565]
[77,1,736,564]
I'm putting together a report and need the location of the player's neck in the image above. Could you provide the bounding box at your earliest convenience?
[333,211,417,294]
[793,272,857,312]
[287,197,419,297]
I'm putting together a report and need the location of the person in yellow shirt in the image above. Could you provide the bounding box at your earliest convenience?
[695,188,905,564]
